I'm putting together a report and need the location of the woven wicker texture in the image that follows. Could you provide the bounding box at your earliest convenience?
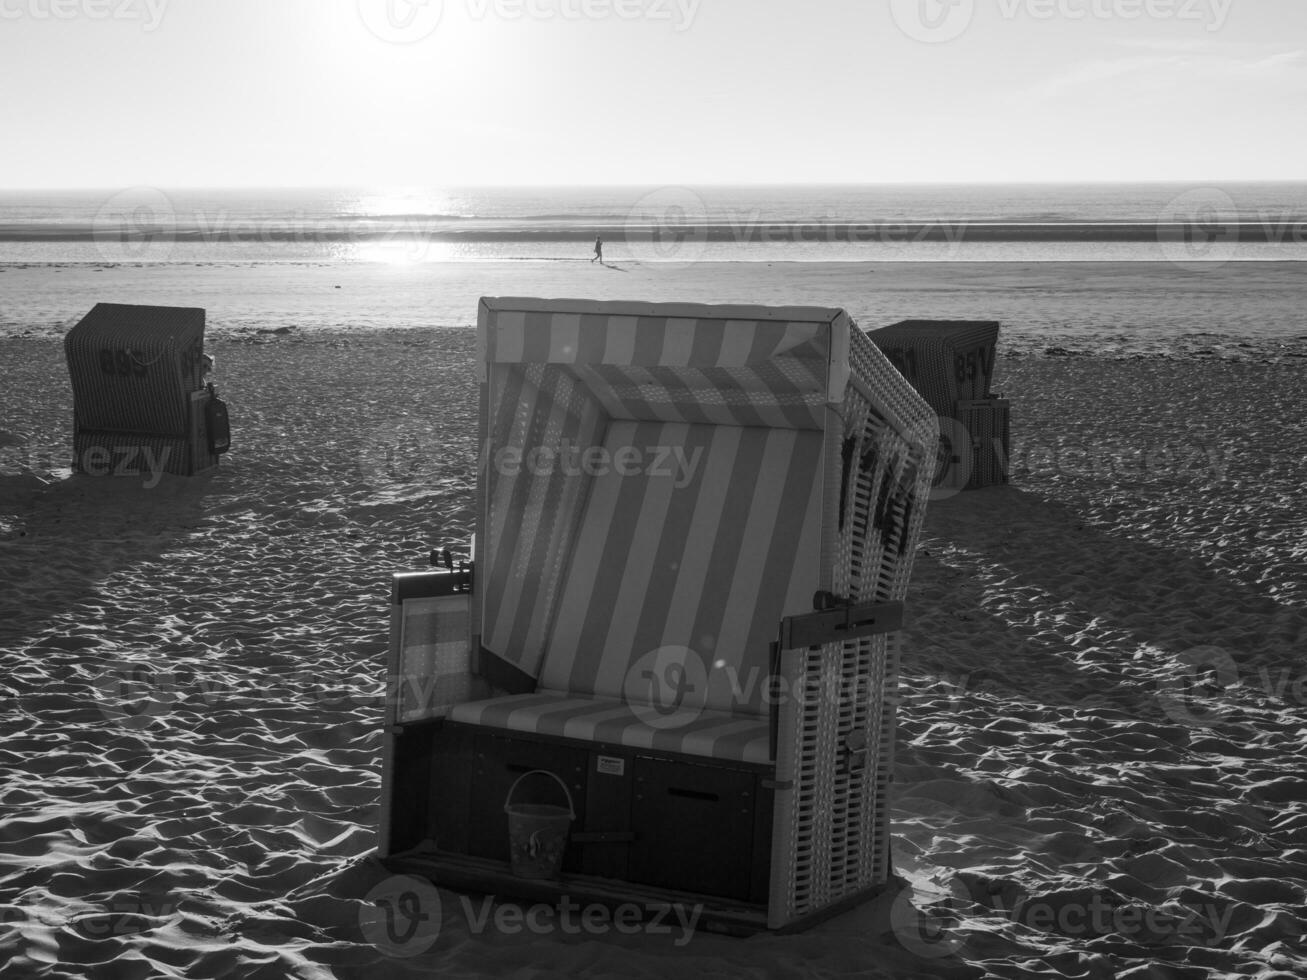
[956,398,1012,489]
[64,303,206,436]
[392,594,476,723]
[865,319,1000,417]
[768,326,937,928]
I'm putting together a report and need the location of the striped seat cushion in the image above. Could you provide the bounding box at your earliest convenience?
[446,691,772,765]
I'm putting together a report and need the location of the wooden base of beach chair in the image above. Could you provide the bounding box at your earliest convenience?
[382,848,772,937]
[954,397,1011,490]
[385,719,774,906]
[382,846,898,938]
[72,393,220,478]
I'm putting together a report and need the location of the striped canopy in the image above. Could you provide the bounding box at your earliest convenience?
[479,299,852,430]
[475,299,852,700]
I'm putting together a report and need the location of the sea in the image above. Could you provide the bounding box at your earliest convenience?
[2,182,1307,265]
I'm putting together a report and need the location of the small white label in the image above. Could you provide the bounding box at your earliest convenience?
[596,755,625,777]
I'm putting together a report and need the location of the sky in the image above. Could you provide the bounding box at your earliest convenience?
[0,0,1304,187]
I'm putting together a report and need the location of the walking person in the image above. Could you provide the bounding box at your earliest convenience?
[591,235,603,264]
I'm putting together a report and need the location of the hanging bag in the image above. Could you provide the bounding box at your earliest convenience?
[205,383,231,455]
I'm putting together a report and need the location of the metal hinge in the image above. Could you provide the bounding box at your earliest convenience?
[780,598,904,649]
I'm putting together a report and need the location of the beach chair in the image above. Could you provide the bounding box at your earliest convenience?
[379,298,938,933]
[865,320,1010,492]
[64,303,225,477]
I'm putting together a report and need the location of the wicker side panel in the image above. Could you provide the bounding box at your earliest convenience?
[72,430,200,477]
[769,332,937,928]
[957,398,1011,490]
[848,329,938,605]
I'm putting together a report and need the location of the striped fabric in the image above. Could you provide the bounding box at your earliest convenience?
[480,363,605,681]
[480,299,841,429]
[64,304,207,437]
[394,594,476,724]
[477,301,848,689]
[484,302,831,369]
[446,691,772,765]
[539,420,823,717]
[865,320,1001,415]
[567,359,827,429]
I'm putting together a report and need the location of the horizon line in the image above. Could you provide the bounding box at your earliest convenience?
[3,178,1306,193]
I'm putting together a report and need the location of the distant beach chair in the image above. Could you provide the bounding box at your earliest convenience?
[64,303,226,477]
[866,320,1010,491]
[378,298,938,933]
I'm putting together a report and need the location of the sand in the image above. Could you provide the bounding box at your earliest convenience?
[3,260,1307,361]
[1,283,1306,978]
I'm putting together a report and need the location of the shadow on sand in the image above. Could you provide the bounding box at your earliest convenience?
[0,470,213,651]
[901,483,1303,719]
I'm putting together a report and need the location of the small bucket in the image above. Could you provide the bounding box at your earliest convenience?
[503,769,576,880]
